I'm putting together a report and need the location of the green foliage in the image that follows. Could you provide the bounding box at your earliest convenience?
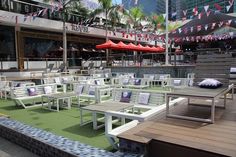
[125,6,144,29]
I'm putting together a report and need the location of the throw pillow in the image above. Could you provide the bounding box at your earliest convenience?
[138,93,150,105]
[134,79,141,85]
[88,86,96,95]
[54,77,61,84]
[120,91,132,103]
[27,87,37,96]
[173,79,181,86]
[75,85,84,95]
[198,79,222,89]
[95,80,101,85]
[230,67,236,74]
[62,77,68,83]
[104,73,109,78]
[44,86,52,94]
[122,78,129,85]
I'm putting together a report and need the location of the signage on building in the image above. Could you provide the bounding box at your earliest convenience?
[71,24,89,33]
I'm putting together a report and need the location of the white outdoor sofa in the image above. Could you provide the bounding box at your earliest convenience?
[11,84,58,108]
[104,88,185,149]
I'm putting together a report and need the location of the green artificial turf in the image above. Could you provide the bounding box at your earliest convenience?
[0,99,113,150]
[0,86,168,151]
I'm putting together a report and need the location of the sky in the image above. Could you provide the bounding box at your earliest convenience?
[112,0,122,4]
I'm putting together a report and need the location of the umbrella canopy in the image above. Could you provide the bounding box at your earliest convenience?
[151,46,165,53]
[136,44,147,51]
[115,41,129,50]
[144,45,152,52]
[96,40,117,49]
[127,43,138,51]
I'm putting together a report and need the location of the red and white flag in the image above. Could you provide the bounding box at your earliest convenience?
[214,3,222,11]
[206,11,211,17]
[212,23,216,29]
[193,7,198,15]
[197,25,202,31]
[198,12,203,19]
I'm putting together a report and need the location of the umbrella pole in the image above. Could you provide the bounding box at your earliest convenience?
[165,0,169,65]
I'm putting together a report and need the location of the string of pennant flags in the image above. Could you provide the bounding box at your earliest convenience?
[1,0,236,43]
[169,0,234,21]
[171,19,234,35]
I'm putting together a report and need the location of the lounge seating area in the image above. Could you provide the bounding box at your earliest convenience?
[0,54,235,157]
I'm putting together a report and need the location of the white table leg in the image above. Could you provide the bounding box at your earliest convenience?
[92,112,97,130]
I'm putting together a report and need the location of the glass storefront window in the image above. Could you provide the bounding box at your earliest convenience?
[24,38,62,59]
[0,25,16,61]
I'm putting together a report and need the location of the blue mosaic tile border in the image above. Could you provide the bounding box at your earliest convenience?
[0,117,141,157]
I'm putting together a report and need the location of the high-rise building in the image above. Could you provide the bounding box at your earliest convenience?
[122,0,175,19]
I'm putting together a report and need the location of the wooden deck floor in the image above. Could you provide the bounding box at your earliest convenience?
[118,96,236,157]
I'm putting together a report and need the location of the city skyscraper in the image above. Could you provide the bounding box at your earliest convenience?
[122,0,175,19]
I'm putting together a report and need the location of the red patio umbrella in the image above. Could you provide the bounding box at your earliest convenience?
[96,40,117,49]
[127,43,138,51]
[136,44,147,51]
[114,41,129,50]
[149,46,164,53]
[144,45,152,52]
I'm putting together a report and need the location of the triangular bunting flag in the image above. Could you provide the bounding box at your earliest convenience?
[212,23,216,29]
[207,11,211,17]
[197,25,202,31]
[198,13,203,19]
[178,28,182,33]
[226,5,232,12]
[171,12,177,18]
[190,27,194,32]
[162,13,166,19]
[218,21,224,27]
[193,7,198,15]
[214,3,222,11]
[204,5,209,12]
[229,0,234,6]
[205,25,208,31]
[183,10,187,16]
[226,20,232,26]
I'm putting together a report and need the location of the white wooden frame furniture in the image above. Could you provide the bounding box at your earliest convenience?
[11,84,58,108]
[41,92,76,112]
[166,54,234,123]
